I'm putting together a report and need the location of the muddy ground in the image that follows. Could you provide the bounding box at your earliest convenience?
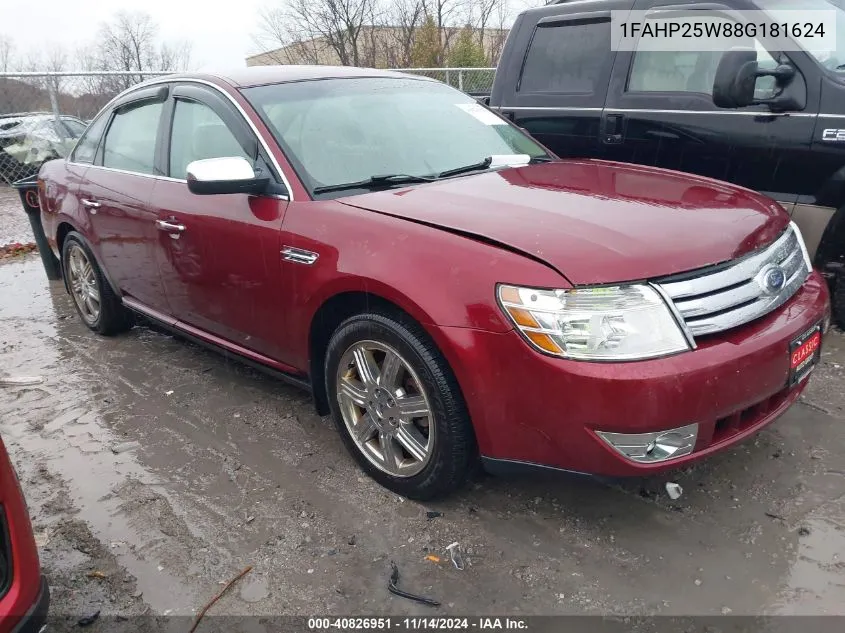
[1,247,845,629]
[0,186,33,247]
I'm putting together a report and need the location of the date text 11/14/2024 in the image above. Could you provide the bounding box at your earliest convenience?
[307,618,530,630]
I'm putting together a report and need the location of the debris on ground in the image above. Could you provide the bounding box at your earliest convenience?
[387,561,440,607]
[77,611,101,627]
[347,535,356,546]
[109,442,139,455]
[85,570,108,580]
[0,375,44,386]
[164,390,174,396]
[665,482,683,500]
[424,554,441,563]
[0,242,37,260]
[798,526,811,536]
[446,542,465,570]
[189,565,253,633]
[426,511,443,520]
[765,512,786,521]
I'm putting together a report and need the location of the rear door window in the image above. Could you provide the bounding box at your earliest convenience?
[101,101,163,175]
[519,19,613,94]
[71,115,108,164]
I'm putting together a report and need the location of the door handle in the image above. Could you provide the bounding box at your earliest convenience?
[602,114,624,144]
[155,219,187,239]
[81,199,101,213]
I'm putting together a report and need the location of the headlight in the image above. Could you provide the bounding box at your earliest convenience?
[498,284,690,361]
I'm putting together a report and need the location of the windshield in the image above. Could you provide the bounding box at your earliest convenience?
[243,77,548,196]
[759,0,845,70]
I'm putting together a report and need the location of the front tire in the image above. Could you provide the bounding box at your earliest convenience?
[62,232,132,335]
[325,312,475,500]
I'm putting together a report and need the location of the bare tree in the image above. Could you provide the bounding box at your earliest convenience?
[97,11,191,89]
[467,0,500,56]
[424,0,464,58]
[384,0,426,67]
[0,35,13,73]
[256,0,378,66]
[0,35,18,114]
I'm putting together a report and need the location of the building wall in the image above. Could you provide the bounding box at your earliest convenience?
[246,26,508,68]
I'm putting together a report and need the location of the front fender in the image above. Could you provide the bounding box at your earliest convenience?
[280,200,568,369]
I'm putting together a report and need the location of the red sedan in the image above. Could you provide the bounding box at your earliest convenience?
[38,67,829,499]
[0,436,49,632]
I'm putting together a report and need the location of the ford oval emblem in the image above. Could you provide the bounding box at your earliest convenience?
[762,266,786,294]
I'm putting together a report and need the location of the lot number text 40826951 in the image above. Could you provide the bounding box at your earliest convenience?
[307,618,530,630]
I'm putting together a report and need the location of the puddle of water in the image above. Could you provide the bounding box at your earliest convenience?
[774,516,845,614]
[239,576,270,603]
[0,258,200,614]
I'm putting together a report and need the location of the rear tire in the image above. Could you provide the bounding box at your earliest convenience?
[324,311,475,500]
[62,232,133,335]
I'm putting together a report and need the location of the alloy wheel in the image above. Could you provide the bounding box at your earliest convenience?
[67,244,100,326]
[336,340,434,477]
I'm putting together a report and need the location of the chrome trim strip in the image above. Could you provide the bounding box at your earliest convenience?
[605,108,815,117]
[64,162,291,201]
[66,76,295,201]
[650,282,697,349]
[659,228,798,300]
[682,267,807,336]
[281,246,319,265]
[494,105,818,117]
[656,224,811,337]
[490,106,604,112]
[789,220,814,271]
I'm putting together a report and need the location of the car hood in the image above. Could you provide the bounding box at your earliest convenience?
[336,159,790,285]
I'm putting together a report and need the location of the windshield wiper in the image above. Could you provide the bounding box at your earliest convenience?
[437,156,493,179]
[312,173,436,195]
[529,156,554,164]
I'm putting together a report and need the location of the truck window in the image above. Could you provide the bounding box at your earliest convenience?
[519,19,612,94]
[626,17,777,98]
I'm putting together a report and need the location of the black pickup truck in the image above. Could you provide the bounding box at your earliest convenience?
[488,0,845,326]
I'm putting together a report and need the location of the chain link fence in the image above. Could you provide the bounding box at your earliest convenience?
[396,67,496,95]
[0,71,171,185]
[0,67,495,185]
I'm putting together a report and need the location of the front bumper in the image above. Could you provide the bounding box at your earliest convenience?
[9,576,49,633]
[431,271,830,477]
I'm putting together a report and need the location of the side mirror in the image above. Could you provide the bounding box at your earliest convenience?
[186,157,269,196]
[713,48,803,112]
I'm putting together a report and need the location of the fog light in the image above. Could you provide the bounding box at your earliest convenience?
[596,423,698,464]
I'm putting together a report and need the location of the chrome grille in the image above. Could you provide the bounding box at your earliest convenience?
[656,223,812,338]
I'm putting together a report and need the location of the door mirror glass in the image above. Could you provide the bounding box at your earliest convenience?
[713,48,803,111]
[186,157,269,195]
[713,48,759,107]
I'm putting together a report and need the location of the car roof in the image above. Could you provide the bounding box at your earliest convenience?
[156,65,433,89]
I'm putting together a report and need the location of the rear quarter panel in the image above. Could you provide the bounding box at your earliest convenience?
[38,159,89,257]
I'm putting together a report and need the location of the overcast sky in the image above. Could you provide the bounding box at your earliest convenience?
[3,0,271,70]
